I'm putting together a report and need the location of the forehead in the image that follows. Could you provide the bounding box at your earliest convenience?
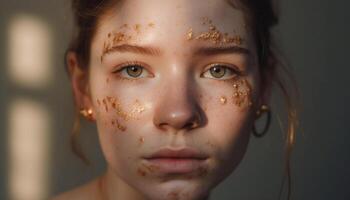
[95,0,251,50]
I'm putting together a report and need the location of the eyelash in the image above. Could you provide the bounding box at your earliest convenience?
[112,61,242,80]
[201,63,242,80]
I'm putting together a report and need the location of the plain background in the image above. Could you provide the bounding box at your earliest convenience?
[0,0,349,199]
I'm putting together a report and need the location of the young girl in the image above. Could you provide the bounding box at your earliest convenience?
[53,0,298,199]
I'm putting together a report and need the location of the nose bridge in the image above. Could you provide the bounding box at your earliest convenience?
[153,70,201,131]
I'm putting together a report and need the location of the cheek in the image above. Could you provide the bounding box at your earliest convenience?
[201,76,255,157]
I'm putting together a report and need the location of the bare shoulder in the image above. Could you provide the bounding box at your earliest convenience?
[50,178,100,200]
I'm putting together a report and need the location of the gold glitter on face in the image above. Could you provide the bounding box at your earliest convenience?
[229,78,253,108]
[220,96,227,105]
[96,97,146,132]
[101,22,155,62]
[97,97,146,121]
[187,28,193,40]
[186,17,243,45]
[134,24,141,33]
[111,119,127,132]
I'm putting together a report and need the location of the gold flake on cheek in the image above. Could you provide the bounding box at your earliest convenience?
[229,78,253,108]
[98,97,146,120]
[134,24,141,34]
[187,28,193,40]
[220,96,227,105]
[111,119,127,132]
[186,17,244,45]
[102,98,109,112]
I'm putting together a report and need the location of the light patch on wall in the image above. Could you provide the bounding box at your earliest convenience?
[8,99,51,200]
[8,14,52,88]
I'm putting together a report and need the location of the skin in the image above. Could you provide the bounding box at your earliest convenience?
[54,0,270,199]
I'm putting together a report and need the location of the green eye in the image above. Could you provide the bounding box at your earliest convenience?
[113,62,152,79]
[126,65,143,77]
[209,66,226,78]
[202,63,239,80]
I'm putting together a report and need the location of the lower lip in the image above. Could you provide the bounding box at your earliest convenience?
[144,158,207,174]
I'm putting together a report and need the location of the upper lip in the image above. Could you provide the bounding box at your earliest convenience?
[144,147,208,160]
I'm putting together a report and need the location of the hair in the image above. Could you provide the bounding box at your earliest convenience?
[65,0,299,199]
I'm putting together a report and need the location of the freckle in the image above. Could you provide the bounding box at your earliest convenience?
[148,22,155,27]
[120,23,128,28]
[220,96,227,105]
[139,137,144,145]
[206,140,215,148]
[137,168,147,177]
[107,33,111,38]
[106,77,109,83]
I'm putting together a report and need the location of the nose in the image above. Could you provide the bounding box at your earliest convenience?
[153,78,203,132]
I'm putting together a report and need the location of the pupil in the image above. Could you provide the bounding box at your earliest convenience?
[127,65,142,77]
[213,67,221,73]
[131,66,138,72]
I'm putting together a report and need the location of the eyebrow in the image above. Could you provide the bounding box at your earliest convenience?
[102,44,162,58]
[195,45,251,56]
[101,44,250,61]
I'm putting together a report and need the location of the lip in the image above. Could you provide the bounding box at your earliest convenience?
[144,147,208,159]
[143,147,208,174]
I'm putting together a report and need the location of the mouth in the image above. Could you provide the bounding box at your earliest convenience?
[143,147,209,174]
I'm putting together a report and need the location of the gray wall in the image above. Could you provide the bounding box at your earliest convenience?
[0,0,349,199]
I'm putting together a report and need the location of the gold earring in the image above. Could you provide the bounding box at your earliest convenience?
[253,104,271,138]
[255,104,269,118]
[79,108,94,121]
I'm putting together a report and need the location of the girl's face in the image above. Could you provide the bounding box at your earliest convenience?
[77,0,261,199]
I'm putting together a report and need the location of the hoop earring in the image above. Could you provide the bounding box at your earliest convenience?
[79,108,94,121]
[252,105,271,138]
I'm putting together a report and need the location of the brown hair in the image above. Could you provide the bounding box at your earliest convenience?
[66,0,299,199]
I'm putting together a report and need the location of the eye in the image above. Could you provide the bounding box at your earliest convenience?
[113,62,152,79]
[202,63,240,80]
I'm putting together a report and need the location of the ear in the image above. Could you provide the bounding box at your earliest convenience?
[258,72,273,109]
[66,52,95,120]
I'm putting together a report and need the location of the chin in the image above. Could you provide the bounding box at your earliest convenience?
[137,179,212,200]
